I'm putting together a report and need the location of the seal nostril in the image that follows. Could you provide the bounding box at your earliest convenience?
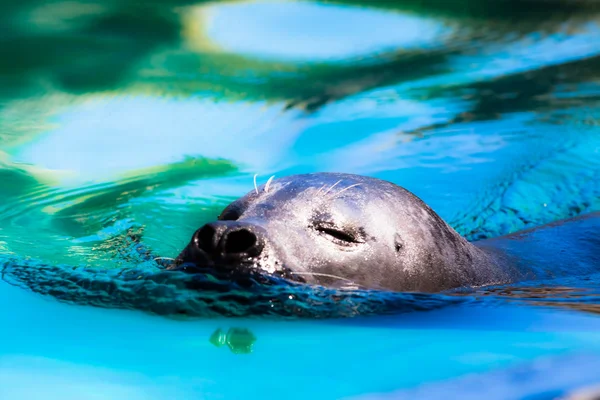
[224,229,257,255]
[196,225,217,251]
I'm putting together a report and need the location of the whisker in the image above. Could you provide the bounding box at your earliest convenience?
[339,285,361,291]
[253,174,259,194]
[330,183,361,199]
[322,179,342,196]
[153,257,176,261]
[264,175,275,193]
[315,184,328,196]
[289,271,355,283]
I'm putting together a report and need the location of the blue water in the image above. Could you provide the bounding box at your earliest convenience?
[3,281,600,400]
[1,0,600,398]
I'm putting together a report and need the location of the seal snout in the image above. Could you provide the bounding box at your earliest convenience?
[194,221,266,263]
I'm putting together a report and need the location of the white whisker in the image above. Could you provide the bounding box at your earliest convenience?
[322,179,342,196]
[315,184,327,196]
[339,285,361,291]
[153,257,176,261]
[264,175,275,193]
[253,174,259,194]
[330,183,361,199]
[290,271,355,283]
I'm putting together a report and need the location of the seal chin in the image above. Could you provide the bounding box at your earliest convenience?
[170,248,259,273]
[169,243,308,285]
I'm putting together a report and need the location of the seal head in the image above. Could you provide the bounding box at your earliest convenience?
[172,173,507,292]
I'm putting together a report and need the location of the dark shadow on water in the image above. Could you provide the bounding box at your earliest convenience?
[470,280,600,315]
[420,54,600,127]
[3,247,600,322]
[0,254,471,319]
[2,0,599,109]
[0,0,208,98]
[321,0,599,22]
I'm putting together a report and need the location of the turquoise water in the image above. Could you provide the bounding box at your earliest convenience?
[1,0,600,398]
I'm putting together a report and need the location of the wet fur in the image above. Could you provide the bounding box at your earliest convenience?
[173,173,599,293]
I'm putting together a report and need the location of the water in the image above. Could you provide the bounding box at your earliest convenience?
[1,0,600,398]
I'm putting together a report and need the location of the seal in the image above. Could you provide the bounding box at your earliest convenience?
[2,172,598,318]
[168,173,600,293]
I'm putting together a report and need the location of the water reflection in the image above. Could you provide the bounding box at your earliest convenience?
[4,0,597,107]
[348,352,600,400]
[194,1,453,62]
[209,327,257,354]
[8,96,303,183]
[471,277,600,315]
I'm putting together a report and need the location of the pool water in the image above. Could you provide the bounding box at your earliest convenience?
[1,0,600,398]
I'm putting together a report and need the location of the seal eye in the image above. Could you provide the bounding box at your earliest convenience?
[316,226,358,244]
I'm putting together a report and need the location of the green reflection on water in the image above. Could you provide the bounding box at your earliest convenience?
[0,155,237,267]
[210,327,257,354]
[2,0,597,108]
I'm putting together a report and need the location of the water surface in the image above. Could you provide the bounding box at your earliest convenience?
[1,0,600,398]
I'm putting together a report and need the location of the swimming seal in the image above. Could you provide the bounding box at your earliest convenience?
[1,172,598,318]
[169,173,600,293]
